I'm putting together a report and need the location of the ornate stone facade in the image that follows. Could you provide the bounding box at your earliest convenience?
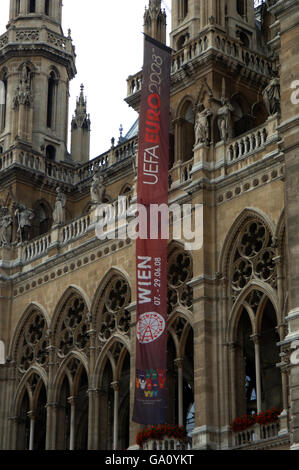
[0,0,298,451]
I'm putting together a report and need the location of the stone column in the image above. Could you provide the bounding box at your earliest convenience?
[45,403,58,450]
[228,342,237,420]
[20,0,27,14]
[87,389,99,450]
[27,411,35,451]
[9,0,16,19]
[36,0,44,14]
[127,302,142,450]
[67,396,76,451]
[175,358,184,426]
[251,334,262,413]
[111,382,119,451]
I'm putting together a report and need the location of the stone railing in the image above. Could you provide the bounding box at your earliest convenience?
[142,437,191,451]
[171,29,272,77]
[127,71,143,97]
[19,213,92,262]
[233,421,280,448]
[127,30,272,97]
[0,135,138,184]
[45,160,77,185]
[61,214,91,244]
[22,233,52,262]
[78,136,138,183]
[0,27,74,55]
[16,29,40,42]
[226,116,278,163]
[0,33,8,49]
[180,159,193,183]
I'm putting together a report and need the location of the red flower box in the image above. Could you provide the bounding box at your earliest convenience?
[231,408,281,432]
[136,424,187,447]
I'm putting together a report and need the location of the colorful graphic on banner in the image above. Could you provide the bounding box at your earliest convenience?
[133,34,171,425]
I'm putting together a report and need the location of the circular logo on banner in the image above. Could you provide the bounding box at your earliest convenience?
[136,312,166,344]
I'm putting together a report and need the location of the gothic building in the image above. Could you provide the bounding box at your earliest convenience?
[0,0,298,451]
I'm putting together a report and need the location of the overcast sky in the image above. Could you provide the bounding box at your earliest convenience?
[0,0,171,158]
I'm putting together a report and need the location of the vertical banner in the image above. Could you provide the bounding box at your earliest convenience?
[133,34,171,425]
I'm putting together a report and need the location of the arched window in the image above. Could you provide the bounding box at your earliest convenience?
[225,215,284,422]
[46,144,56,161]
[47,72,57,129]
[234,295,282,417]
[183,0,188,17]
[237,0,245,16]
[178,0,188,19]
[45,0,50,15]
[29,0,36,13]
[55,360,88,450]
[239,31,249,48]
[32,201,52,237]
[178,101,195,163]
[16,0,20,15]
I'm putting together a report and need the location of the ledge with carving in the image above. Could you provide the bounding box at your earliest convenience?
[126,29,274,103]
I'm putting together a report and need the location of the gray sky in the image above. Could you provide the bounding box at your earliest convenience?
[0,0,171,158]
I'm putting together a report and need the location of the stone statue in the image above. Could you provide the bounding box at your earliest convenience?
[13,64,33,108]
[0,207,12,247]
[14,204,34,243]
[194,104,213,146]
[263,75,281,116]
[217,97,234,142]
[53,187,66,226]
[90,173,106,204]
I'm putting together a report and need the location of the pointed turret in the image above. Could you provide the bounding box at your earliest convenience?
[71,84,91,164]
[144,0,167,44]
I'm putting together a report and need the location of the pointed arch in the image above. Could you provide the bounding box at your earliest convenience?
[91,267,132,324]
[275,209,286,254]
[51,285,91,333]
[14,366,48,415]
[9,302,50,361]
[176,95,195,120]
[219,207,275,277]
[53,352,89,401]
[226,280,279,344]
[51,286,91,363]
[94,334,130,388]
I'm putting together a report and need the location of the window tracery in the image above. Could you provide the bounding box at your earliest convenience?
[97,277,131,343]
[168,249,193,315]
[17,311,48,373]
[56,295,89,358]
[231,220,277,302]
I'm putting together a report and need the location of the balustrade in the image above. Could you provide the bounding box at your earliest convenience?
[23,234,52,261]
[227,124,270,162]
[142,437,191,451]
[234,421,280,447]
[61,214,91,244]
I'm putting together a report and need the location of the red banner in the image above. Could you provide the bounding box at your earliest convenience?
[133,35,171,425]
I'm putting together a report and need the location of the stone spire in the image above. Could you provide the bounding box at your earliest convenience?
[144,0,167,44]
[71,85,91,164]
